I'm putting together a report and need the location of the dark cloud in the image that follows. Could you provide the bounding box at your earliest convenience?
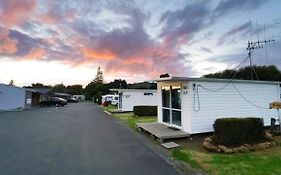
[214,0,267,17]
[200,47,213,53]
[159,2,211,46]
[217,21,251,46]
[8,29,46,56]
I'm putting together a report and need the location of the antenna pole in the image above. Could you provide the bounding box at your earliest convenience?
[246,39,275,80]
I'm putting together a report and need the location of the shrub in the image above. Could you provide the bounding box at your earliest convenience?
[213,118,265,146]
[133,106,157,116]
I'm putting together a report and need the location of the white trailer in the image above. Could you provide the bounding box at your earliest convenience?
[110,89,157,112]
[0,84,33,111]
[156,77,281,134]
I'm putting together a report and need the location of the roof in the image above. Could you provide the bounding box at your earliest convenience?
[110,89,157,93]
[0,83,33,91]
[31,88,51,94]
[54,92,71,96]
[155,77,281,85]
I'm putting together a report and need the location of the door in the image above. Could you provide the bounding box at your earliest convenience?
[161,85,182,127]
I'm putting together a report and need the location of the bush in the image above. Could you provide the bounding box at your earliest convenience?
[213,118,265,146]
[133,106,157,116]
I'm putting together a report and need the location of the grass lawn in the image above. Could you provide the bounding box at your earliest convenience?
[112,112,157,129]
[172,143,281,175]
[103,105,117,112]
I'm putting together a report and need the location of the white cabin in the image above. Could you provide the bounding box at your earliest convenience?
[110,89,157,111]
[0,84,33,111]
[156,77,281,134]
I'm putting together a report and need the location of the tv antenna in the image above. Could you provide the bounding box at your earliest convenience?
[246,38,275,80]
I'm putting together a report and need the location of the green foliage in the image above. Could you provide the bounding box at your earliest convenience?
[94,65,103,83]
[9,80,14,86]
[172,149,202,170]
[52,83,65,93]
[113,112,156,129]
[175,146,281,175]
[127,82,157,89]
[133,106,157,116]
[213,118,265,146]
[204,65,281,81]
[108,79,127,89]
[65,85,83,95]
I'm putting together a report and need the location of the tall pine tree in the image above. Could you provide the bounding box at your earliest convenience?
[94,65,103,83]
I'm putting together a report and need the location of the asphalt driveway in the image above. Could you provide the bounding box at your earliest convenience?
[0,102,179,175]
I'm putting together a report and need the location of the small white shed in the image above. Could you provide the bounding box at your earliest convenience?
[0,84,33,111]
[110,89,157,112]
[156,77,281,134]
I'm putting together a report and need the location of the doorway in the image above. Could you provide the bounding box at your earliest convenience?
[161,85,182,127]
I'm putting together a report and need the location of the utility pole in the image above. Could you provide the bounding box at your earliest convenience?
[246,39,275,80]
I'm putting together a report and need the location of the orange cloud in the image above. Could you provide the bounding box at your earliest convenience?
[0,0,37,27]
[0,27,17,54]
[83,49,116,60]
[24,48,47,60]
[122,58,153,66]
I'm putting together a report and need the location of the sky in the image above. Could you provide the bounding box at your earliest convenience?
[0,0,280,87]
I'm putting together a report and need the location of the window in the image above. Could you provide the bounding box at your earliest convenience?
[162,86,170,108]
[161,85,182,127]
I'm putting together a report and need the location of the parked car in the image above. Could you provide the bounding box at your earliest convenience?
[67,98,78,103]
[39,97,68,107]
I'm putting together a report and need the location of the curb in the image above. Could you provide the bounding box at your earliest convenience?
[103,110,112,116]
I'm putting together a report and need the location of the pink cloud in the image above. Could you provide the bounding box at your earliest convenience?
[0,27,17,54]
[23,48,47,60]
[0,0,37,27]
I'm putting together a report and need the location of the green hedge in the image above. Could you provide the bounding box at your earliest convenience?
[133,106,157,116]
[213,118,265,146]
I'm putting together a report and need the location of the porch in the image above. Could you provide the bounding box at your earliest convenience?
[136,122,190,141]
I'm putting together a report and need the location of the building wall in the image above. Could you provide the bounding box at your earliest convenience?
[187,81,280,134]
[25,91,32,109]
[73,95,85,101]
[0,85,26,110]
[121,90,157,111]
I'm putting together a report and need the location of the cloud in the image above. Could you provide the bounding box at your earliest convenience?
[159,2,211,46]
[0,0,37,27]
[214,0,267,17]
[0,26,17,54]
[217,21,251,45]
[8,29,46,57]
[200,47,213,53]
[23,48,46,60]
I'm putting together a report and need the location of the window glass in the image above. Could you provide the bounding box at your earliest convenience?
[163,109,170,123]
[171,86,181,109]
[162,86,170,108]
[172,110,181,126]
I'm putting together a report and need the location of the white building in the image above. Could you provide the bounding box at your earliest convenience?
[156,77,281,134]
[0,84,33,111]
[73,95,85,101]
[110,89,157,111]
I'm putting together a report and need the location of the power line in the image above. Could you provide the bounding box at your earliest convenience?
[231,82,268,110]
[198,55,249,92]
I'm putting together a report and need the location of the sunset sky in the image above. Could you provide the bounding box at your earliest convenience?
[0,0,280,87]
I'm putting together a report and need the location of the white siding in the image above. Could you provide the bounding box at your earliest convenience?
[120,90,157,111]
[0,85,26,110]
[157,84,163,123]
[187,81,280,134]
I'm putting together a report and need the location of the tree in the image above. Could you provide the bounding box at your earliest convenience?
[66,85,83,95]
[53,83,66,93]
[9,80,14,86]
[203,65,281,81]
[108,79,127,89]
[94,65,103,83]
